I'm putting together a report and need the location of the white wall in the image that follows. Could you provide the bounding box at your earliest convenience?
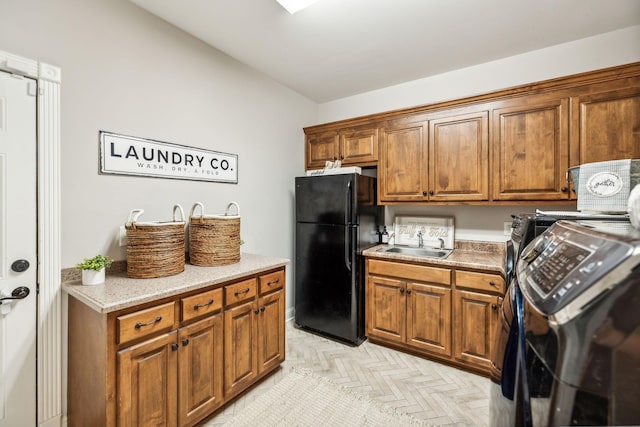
[318,25,640,241]
[0,0,315,292]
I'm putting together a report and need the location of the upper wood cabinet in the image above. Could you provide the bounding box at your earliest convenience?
[491,94,570,201]
[570,84,640,166]
[429,109,489,202]
[305,126,378,169]
[305,130,339,169]
[378,108,489,203]
[378,119,427,202]
[303,62,640,204]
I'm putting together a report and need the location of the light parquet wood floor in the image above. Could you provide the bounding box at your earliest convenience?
[203,321,490,426]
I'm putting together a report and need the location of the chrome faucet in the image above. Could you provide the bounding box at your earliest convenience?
[417,231,424,248]
[438,238,445,250]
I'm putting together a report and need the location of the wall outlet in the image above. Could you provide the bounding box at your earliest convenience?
[118,225,127,247]
[503,221,512,236]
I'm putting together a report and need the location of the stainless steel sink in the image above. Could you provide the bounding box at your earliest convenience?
[377,246,452,259]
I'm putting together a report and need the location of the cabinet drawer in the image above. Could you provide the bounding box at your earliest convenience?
[117,301,176,345]
[259,270,284,295]
[181,288,223,322]
[368,259,451,286]
[224,278,257,306]
[455,270,505,294]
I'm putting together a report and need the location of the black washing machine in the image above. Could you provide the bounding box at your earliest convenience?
[490,219,640,426]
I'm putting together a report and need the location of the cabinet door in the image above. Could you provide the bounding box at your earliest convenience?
[117,331,178,427]
[428,110,489,201]
[453,290,499,370]
[491,95,570,200]
[406,282,451,356]
[224,301,258,398]
[178,315,223,427]
[570,86,640,166]
[339,127,378,165]
[366,275,406,343]
[306,130,339,169]
[257,289,286,375]
[379,121,428,202]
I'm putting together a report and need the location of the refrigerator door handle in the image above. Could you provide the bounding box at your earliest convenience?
[344,226,352,272]
[345,180,352,225]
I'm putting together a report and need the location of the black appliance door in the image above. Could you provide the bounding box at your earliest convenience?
[295,174,356,225]
[295,222,362,343]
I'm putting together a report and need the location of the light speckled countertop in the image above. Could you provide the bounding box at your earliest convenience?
[363,240,505,275]
[62,253,289,314]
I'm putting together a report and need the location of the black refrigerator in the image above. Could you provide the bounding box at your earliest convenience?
[294,173,381,345]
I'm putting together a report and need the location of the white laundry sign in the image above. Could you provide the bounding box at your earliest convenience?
[99,131,238,183]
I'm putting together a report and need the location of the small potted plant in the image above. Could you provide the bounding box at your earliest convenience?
[76,254,112,285]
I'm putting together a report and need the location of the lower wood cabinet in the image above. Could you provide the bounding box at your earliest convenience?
[117,331,178,427]
[366,260,452,357]
[178,314,224,426]
[453,290,500,370]
[223,281,285,399]
[67,267,285,427]
[366,258,504,376]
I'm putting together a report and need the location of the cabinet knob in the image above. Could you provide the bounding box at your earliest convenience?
[340,155,344,160]
[406,289,412,295]
[491,304,498,311]
[182,339,189,346]
[399,288,405,294]
[422,191,427,196]
[254,309,260,315]
[561,187,568,193]
[489,281,498,287]
[429,190,434,196]
[171,343,179,351]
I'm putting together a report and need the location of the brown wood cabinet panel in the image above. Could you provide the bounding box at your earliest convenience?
[379,122,427,201]
[305,131,339,169]
[340,127,378,164]
[224,300,258,398]
[181,288,222,322]
[453,290,499,370]
[177,315,223,427]
[492,96,570,200]
[571,86,640,166]
[117,302,176,346]
[368,259,451,285]
[455,270,505,294]
[117,331,178,427]
[429,111,489,201]
[224,278,257,306]
[366,275,406,343]
[257,289,286,374]
[258,269,284,294]
[406,282,451,356]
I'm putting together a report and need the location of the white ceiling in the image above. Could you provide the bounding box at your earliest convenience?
[128,0,640,103]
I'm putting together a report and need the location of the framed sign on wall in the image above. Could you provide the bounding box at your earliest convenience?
[99,131,238,184]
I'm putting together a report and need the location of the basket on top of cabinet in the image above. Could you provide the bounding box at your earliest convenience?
[188,201,241,266]
[125,204,186,279]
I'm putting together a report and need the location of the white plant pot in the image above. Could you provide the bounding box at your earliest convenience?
[82,268,105,285]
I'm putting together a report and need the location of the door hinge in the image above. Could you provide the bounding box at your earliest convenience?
[27,81,37,97]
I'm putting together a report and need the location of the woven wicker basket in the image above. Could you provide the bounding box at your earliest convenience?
[188,201,240,266]
[125,205,186,278]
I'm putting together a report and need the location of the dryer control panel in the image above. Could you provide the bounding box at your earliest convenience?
[517,220,636,319]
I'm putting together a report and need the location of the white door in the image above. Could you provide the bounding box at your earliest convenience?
[0,70,37,427]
